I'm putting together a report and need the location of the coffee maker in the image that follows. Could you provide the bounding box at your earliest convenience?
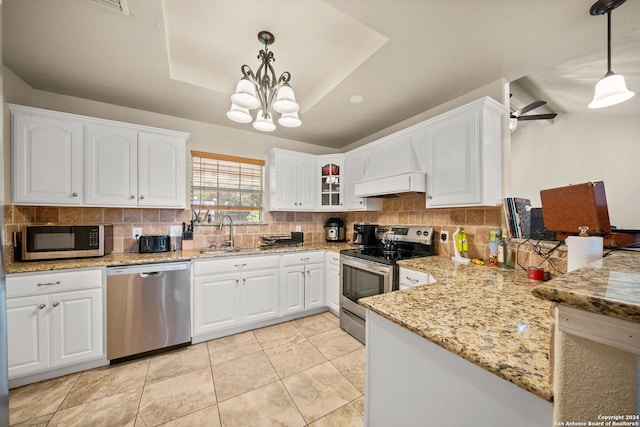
[353,223,379,247]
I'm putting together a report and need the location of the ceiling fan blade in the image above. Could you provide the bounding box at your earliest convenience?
[513,100,546,117]
[517,113,558,121]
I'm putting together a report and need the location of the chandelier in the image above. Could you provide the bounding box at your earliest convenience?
[588,0,634,109]
[227,31,301,131]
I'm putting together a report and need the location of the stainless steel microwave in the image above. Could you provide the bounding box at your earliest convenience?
[14,224,114,261]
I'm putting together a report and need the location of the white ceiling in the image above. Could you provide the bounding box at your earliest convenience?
[3,0,640,149]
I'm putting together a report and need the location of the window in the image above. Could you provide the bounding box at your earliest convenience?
[191,151,264,224]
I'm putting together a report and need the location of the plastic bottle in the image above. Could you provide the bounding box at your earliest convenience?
[488,229,499,266]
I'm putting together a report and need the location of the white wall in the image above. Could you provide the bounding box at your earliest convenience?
[2,67,338,202]
[510,113,640,229]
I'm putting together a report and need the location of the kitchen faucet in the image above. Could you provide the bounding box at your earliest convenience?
[219,215,234,248]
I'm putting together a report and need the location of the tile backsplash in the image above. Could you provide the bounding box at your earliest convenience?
[3,193,567,275]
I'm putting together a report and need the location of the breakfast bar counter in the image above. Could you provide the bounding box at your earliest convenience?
[531,250,640,323]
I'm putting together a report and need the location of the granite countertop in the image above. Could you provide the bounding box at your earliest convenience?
[532,250,640,323]
[6,242,356,274]
[358,257,554,402]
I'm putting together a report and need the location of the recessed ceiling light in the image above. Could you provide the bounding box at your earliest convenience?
[350,95,364,104]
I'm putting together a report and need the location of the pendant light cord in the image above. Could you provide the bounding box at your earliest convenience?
[606,10,612,75]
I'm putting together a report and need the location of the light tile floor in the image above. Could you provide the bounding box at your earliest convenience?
[9,311,365,426]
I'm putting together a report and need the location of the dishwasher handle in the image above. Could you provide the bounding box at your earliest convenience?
[139,271,164,278]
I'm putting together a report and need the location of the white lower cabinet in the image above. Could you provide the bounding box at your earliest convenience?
[6,269,104,379]
[325,252,340,315]
[192,256,280,338]
[280,252,325,316]
[398,267,436,291]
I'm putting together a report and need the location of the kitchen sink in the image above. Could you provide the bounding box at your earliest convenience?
[199,247,242,255]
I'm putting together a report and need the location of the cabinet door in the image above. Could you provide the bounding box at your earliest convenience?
[85,123,138,206]
[280,266,305,316]
[318,156,344,210]
[6,295,50,377]
[305,263,325,310]
[12,112,84,205]
[426,109,481,207]
[138,131,186,208]
[297,156,317,210]
[240,268,280,323]
[270,151,298,210]
[50,288,104,367]
[325,255,340,315]
[192,273,240,336]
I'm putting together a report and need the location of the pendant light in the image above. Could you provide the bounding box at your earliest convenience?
[227,31,301,131]
[588,0,635,109]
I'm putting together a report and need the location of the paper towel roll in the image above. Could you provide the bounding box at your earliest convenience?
[566,236,603,272]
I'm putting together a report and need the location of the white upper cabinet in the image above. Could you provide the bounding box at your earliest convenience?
[10,104,189,208]
[422,97,504,208]
[268,149,317,211]
[317,155,344,211]
[85,123,138,206]
[343,150,383,211]
[137,131,186,207]
[11,107,84,205]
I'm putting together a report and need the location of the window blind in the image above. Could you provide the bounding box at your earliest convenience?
[191,151,264,223]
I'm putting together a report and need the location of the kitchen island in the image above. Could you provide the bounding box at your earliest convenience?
[359,256,554,426]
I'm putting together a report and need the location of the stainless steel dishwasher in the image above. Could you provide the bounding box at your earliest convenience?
[107,262,191,361]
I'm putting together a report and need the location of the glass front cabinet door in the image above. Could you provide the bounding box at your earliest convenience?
[317,156,344,210]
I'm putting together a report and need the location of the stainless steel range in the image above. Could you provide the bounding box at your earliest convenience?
[340,225,434,343]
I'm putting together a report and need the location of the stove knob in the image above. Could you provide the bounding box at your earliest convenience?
[416,230,422,236]
[423,230,430,238]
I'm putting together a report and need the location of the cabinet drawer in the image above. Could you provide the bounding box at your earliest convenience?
[398,267,433,288]
[325,252,341,266]
[7,269,103,298]
[281,251,325,267]
[193,255,280,276]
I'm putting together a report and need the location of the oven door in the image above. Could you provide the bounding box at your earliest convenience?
[340,255,392,320]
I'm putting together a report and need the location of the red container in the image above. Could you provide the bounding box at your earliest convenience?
[527,266,545,281]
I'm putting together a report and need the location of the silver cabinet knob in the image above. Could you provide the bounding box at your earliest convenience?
[301,271,305,276]
[235,279,240,285]
[427,195,433,199]
[38,304,46,310]
[140,195,145,200]
[242,277,246,284]
[72,192,78,197]
[52,302,60,307]
[130,195,135,199]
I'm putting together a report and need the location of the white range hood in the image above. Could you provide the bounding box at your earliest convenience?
[354,136,426,198]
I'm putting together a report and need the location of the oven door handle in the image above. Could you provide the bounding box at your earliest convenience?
[341,256,391,274]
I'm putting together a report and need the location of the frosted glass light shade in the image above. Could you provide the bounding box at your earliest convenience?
[273,84,299,113]
[231,78,260,109]
[253,110,276,131]
[588,73,635,109]
[226,103,252,123]
[278,111,301,128]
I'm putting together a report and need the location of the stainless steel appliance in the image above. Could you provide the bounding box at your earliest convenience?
[139,235,171,253]
[14,224,113,261]
[340,225,434,343]
[325,217,347,242]
[352,223,378,247]
[107,262,191,361]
